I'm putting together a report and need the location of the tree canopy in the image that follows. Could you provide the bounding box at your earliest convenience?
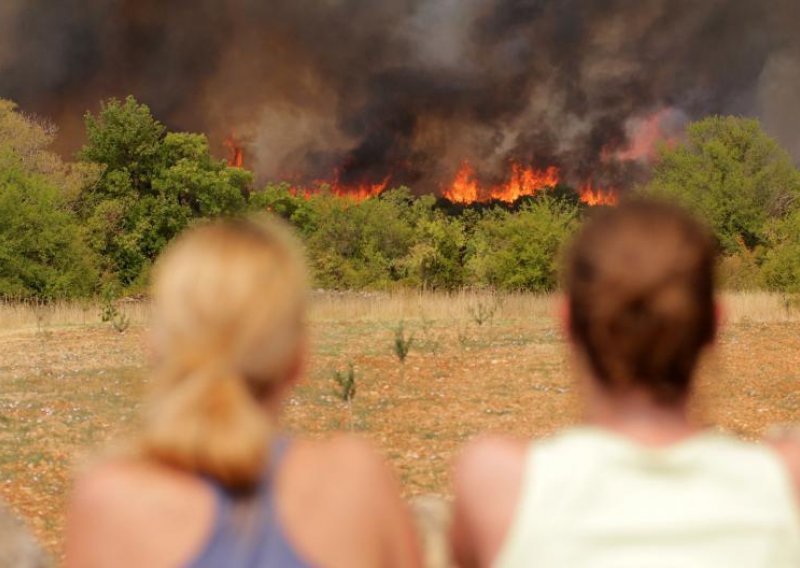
[0,100,96,299]
[77,96,252,289]
[645,116,800,253]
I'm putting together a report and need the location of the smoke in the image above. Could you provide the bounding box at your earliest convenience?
[1,0,798,192]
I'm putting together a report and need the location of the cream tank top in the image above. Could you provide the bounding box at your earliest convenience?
[495,427,800,567]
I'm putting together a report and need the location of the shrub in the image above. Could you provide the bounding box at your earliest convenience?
[466,198,578,291]
[332,362,357,403]
[393,321,415,364]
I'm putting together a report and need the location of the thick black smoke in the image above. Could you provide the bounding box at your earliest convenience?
[1,0,798,192]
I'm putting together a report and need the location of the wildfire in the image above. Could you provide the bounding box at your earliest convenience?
[290,176,389,202]
[245,145,615,206]
[224,135,244,168]
[224,112,674,208]
[329,178,389,200]
[578,182,618,206]
[444,161,560,204]
[287,163,617,206]
[442,161,616,206]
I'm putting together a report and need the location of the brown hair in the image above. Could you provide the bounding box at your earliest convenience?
[564,199,717,403]
[139,216,308,491]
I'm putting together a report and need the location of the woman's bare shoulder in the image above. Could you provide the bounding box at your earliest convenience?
[283,435,398,500]
[454,435,529,495]
[764,426,800,501]
[278,435,421,567]
[451,435,529,568]
[66,457,214,567]
[69,458,164,526]
[71,456,211,512]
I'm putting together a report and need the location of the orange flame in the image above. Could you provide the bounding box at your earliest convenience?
[283,161,615,206]
[443,161,560,204]
[224,136,244,168]
[329,178,389,200]
[578,182,618,206]
[289,175,389,202]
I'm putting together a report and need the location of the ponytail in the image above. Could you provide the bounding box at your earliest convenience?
[140,365,272,492]
[140,215,308,491]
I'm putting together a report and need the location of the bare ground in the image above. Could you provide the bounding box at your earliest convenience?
[1,293,799,558]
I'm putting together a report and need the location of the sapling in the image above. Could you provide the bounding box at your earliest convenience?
[393,321,415,364]
[332,362,357,429]
[99,288,130,333]
[468,296,499,326]
[333,362,357,403]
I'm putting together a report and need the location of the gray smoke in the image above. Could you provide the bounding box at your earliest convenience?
[0,0,798,192]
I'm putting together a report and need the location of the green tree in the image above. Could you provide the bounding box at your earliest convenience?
[0,100,97,298]
[78,97,252,289]
[80,96,165,194]
[645,116,800,253]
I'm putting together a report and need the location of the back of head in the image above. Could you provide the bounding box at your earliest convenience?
[141,215,308,491]
[564,199,717,404]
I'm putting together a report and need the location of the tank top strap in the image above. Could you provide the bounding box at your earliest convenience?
[255,436,290,504]
[187,436,312,568]
[266,436,291,479]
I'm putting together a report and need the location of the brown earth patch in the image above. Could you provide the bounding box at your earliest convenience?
[0,300,799,558]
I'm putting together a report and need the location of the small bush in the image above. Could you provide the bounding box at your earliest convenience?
[393,321,415,364]
[333,362,357,403]
[100,296,130,333]
[468,297,500,326]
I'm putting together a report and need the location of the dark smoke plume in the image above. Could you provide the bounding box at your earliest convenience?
[1,0,798,192]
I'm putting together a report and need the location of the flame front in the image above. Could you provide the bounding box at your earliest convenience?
[224,135,244,168]
[444,161,560,204]
[290,175,389,202]
[289,163,616,206]
[578,182,618,206]
[329,178,389,200]
[260,151,615,206]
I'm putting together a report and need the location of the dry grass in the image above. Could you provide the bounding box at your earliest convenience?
[3,290,799,330]
[309,290,555,323]
[1,290,799,560]
[0,300,150,331]
[720,291,800,323]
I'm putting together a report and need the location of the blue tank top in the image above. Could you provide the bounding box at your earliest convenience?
[186,439,312,568]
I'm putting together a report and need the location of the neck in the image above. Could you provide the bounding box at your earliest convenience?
[583,384,698,446]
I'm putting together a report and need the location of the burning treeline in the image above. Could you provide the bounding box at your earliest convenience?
[2,1,800,204]
[226,136,616,205]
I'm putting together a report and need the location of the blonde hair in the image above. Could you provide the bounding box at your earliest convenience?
[139,216,308,491]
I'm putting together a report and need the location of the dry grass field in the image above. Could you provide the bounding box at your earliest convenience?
[1,291,800,559]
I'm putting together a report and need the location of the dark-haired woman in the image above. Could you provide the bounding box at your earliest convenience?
[451,200,800,567]
[65,217,422,568]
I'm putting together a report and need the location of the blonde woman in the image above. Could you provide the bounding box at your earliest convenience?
[65,217,422,568]
[451,200,800,567]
